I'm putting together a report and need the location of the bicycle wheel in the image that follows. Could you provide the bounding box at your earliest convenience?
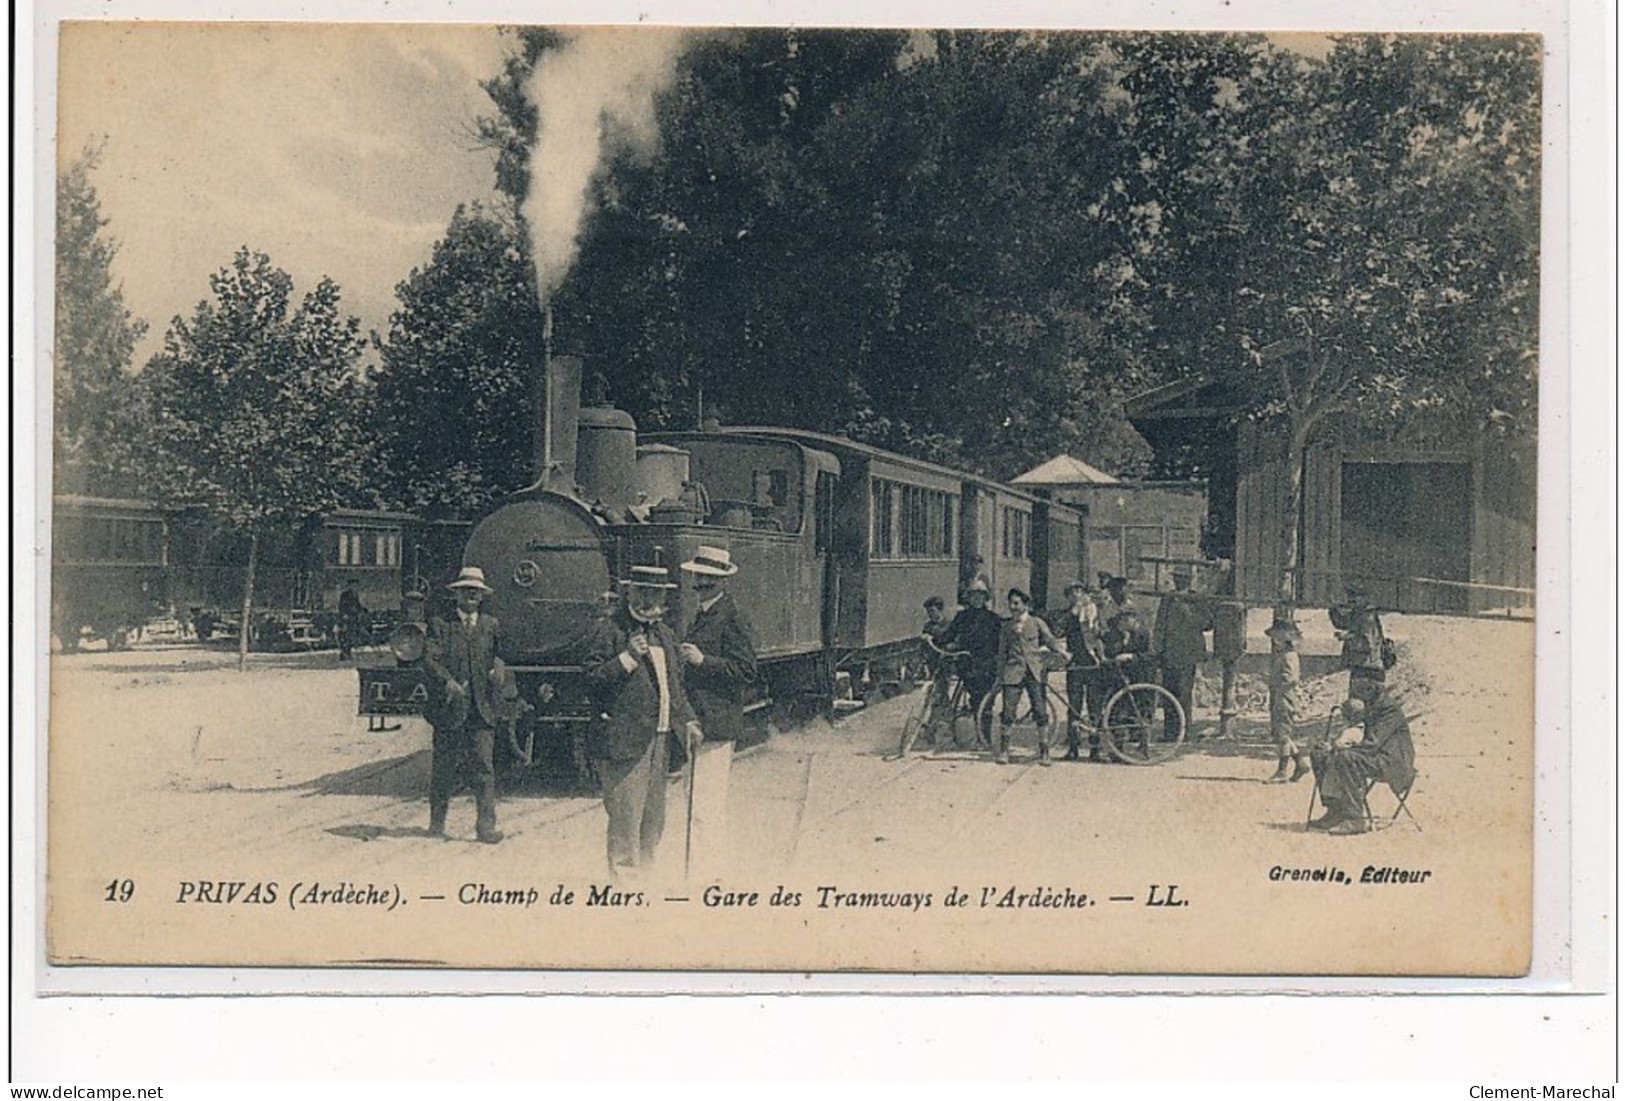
[976,684,1057,759]
[896,682,935,758]
[1101,682,1186,765]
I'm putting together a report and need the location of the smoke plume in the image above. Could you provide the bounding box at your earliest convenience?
[523,28,689,303]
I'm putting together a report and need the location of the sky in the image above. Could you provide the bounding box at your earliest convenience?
[56,23,511,364]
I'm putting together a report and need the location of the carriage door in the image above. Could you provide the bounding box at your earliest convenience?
[815,469,838,644]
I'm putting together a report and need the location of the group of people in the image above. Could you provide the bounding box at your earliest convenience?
[921,569,1190,765]
[922,572,1415,836]
[417,545,759,876]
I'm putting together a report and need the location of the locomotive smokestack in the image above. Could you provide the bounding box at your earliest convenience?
[536,304,581,490]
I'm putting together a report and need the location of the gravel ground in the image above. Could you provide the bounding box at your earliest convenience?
[44,611,1534,974]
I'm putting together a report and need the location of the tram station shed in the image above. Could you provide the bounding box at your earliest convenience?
[1123,374,1536,616]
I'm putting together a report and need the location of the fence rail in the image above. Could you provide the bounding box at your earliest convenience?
[1237,566,1534,618]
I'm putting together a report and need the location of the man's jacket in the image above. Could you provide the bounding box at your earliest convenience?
[424,613,503,729]
[585,610,698,763]
[1155,593,1213,667]
[1359,691,1416,794]
[682,591,759,743]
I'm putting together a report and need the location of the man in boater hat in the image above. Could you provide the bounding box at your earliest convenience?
[586,565,704,878]
[422,566,505,843]
[678,546,760,748]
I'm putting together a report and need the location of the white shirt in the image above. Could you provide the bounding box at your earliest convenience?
[698,592,725,613]
[618,633,674,732]
[648,645,672,732]
[458,610,478,630]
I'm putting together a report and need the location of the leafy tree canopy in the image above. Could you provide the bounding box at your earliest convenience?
[370,202,542,516]
[54,142,149,494]
[140,247,374,525]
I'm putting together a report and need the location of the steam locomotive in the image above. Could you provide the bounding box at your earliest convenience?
[358,356,1087,778]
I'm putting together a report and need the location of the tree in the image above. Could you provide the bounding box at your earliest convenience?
[54,142,149,494]
[140,248,373,668]
[1121,35,1540,605]
[369,203,543,516]
[477,28,1156,481]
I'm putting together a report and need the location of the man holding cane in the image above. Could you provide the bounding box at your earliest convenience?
[586,565,704,879]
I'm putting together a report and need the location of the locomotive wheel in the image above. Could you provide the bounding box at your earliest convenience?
[1100,683,1186,765]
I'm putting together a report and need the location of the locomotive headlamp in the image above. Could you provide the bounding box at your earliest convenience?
[388,622,426,664]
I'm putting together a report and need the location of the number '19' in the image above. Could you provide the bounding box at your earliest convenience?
[104,878,134,903]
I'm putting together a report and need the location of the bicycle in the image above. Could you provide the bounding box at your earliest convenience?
[896,643,982,758]
[975,654,1187,765]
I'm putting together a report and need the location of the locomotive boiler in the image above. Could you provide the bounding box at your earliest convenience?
[358,353,1087,780]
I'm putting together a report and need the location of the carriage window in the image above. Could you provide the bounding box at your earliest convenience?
[870,480,896,558]
[1001,507,1030,560]
[814,471,835,554]
[876,479,955,559]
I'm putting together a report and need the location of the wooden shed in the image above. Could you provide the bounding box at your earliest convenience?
[1126,377,1535,616]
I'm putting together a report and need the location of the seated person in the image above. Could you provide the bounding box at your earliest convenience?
[1309,681,1416,835]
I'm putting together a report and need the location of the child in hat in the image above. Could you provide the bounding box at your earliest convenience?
[1265,617,1310,783]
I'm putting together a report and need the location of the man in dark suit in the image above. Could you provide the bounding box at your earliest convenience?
[1309,679,1416,836]
[586,565,704,878]
[940,577,1001,746]
[1053,580,1106,761]
[337,580,366,660]
[422,567,504,843]
[678,546,760,748]
[1153,566,1213,740]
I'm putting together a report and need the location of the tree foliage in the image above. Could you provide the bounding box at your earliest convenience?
[472,28,1160,481]
[370,203,543,516]
[1114,35,1540,598]
[54,143,149,494]
[379,30,1537,529]
[140,248,374,665]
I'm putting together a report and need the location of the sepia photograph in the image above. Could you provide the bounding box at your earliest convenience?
[39,16,1549,981]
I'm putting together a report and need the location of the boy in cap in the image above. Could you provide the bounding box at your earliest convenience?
[995,588,1066,765]
[422,567,505,843]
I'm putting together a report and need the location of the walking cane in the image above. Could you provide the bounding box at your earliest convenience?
[684,731,698,882]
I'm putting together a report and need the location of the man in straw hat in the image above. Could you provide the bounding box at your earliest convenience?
[678,546,760,748]
[585,565,703,879]
[422,566,505,843]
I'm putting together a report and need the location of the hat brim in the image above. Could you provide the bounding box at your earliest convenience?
[679,562,737,577]
[447,580,493,594]
[623,579,678,590]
